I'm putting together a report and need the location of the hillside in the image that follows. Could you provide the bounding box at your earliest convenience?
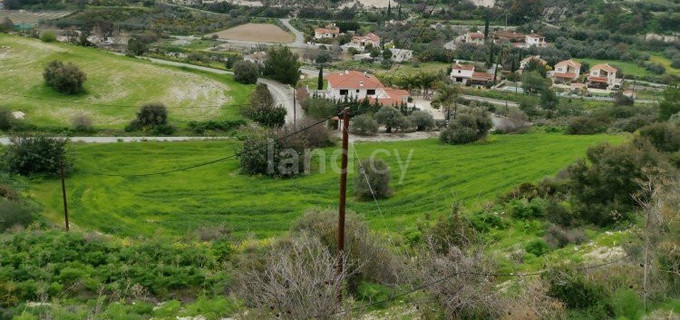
[0,34,252,129]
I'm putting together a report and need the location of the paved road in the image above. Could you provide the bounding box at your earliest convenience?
[0,136,230,145]
[280,18,306,46]
[135,56,303,124]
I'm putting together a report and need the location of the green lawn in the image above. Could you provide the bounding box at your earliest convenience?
[31,133,625,239]
[0,34,253,129]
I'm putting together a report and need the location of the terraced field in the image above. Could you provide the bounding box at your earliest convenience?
[31,133,625,239]
[0,10,72,25]
[0,34,252,128]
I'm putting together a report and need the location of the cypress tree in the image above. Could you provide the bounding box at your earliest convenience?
[317,65,324,90]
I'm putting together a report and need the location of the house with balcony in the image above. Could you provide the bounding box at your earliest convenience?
[552,59,582,84]
[587,63,623,90]
[525,32,547,47]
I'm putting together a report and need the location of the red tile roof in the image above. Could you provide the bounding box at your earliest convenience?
[493,31,525,40]
[468,32,484,39]
[353,32,380,42]
[555,59,582,69]
[471,72,494,82]
[591,63,617,73]
[315,25,340,34]
[372,88,410,106]
[452,62,475,71]
[554,72,577,79]
[327,71,385,89]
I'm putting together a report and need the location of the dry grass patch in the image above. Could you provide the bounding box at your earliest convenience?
[211,23,294,43]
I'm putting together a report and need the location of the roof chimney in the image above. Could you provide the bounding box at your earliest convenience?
[344,70,349,75]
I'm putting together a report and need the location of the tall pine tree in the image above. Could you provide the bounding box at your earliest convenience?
[317,65,324,90]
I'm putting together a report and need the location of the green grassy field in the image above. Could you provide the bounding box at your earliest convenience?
[576,57,680,78]
[31,133,625,239]
[0,34,253,129]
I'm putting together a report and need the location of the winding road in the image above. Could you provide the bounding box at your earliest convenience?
[137,56,302,124]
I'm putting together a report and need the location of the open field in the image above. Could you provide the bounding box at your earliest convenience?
[0,34,252,128]
[576,57,680,78]
[0,10,72,25]
[211,23,294,43]
[31,133,625,239]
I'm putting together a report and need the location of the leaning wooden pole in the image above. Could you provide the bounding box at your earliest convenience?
[337,107,350,303]
[60,162,70,232]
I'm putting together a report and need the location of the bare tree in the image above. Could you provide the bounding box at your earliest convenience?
[237,234,352,320]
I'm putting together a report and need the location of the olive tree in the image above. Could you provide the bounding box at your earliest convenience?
[350,114,379,136]
[440,109,493,144]
[233,60,259,84]
[43,60,87,94]
[374,106,410,133]
[354,158,392,200]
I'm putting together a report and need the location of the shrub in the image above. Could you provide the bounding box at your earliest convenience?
[545,200,575,227]
[638,122,680,153]
[1,136,69,176]
[566,116,607,135]
[425,204,477,253]
[408,110,434,131]
[659,86,680,121]
[0,199,33,231]
[507,198,546,219]
[525,239,549,257]
[354,158,392,200]
[127,103,170,132]
[237,127,306,178]
[544,225,588,249]
[188,119,247,134]
[611,289,644,320]
[243,83,286,127]
[232,60,259,84]
[0,107,15,131]
[544,268,606,309]
[40,31,56,42]
[71,113,93,132]
[374,106,410,133]
[494,110,530,134]
[440,109,492,145]
[43,60,87,94]
[350,114,379,136]
[295,117,335,148]
[127,37,148,56]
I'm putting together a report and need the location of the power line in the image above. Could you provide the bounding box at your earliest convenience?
[77,116,332,177]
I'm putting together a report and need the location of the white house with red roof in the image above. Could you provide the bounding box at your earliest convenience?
[552,59,582,83]
[464,31,485,45]
[450,61,494,86]
[587,63,622,90]
[325,70,410,106]
[525,31,547,47]
[349,33,381,50]
[314,24,340,39]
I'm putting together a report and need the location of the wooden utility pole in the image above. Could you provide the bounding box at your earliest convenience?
[59,162,70,232]
[293,87,297,128]
[337,108,350,303]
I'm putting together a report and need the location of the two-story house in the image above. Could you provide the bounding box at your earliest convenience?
[450,61,494,86]
[587,64,622,90]
[552,59,582,84]
[525,31,547,47]
[314,24,340,39]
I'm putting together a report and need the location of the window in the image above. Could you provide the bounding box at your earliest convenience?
[356,90,360,93]
[367,89,376,95]
[340,89,348,96]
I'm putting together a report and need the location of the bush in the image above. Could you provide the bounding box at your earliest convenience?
[295,117,335,148]
[544,268,606,309]
[507,198,546,219]
[40,31,56,42]
[354,158,392,200]
[127,37,148,56]
[350,114,379,136]
[237,127,306,178]
[638,122,680,153]
[566,116,607,135]
[243,83,286,127]
[408,110,434,131]
[127,103,170,132]
[0,199,33,231]
[494,110,530,134]
[187,119,247,134]
[424,204,477,253]
[440,109,492,145]
[1,136,69,176]
[71,113,93,132]
[374,106,410,133]
[525,239,549,257]
[232,60,259,84]
[0,107,15,131]
[43,60,87,94]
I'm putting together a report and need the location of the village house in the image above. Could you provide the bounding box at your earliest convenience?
[493,31,526,47]
[349,33,381,50]
[325,70,411,106]
[519,55,548,73]
[314,24,340,39]
[587,63,622,90]
[552,59,582,84]
[450,61,494,86]
[464,31,485,45]
[525,31,547,47]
